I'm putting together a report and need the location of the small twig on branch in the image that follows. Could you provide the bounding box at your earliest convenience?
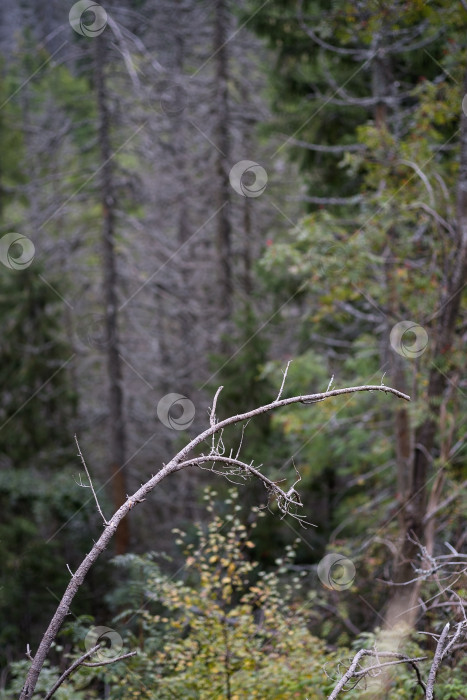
[74,434,109,526]
[276,360,292,401]
[210,385,224,428]
[235,420,250,460]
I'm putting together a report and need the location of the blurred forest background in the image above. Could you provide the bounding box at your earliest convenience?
[0,0,466,698]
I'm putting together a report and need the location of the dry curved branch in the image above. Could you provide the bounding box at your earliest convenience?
[397,159,435,205]
[177,455,313,525]
[19,381,409,700]
[43,644,137,700]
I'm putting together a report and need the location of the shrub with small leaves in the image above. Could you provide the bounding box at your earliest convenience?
[91,488,339,699]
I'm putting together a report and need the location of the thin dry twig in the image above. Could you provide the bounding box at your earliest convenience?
[210,385,224,428]
[74,434,108,526]
[276,360,292,401]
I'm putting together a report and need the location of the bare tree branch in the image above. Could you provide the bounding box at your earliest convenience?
[426,623,450,700]
[327,649,427,699]
[43,644,137,700]
[19,382,409,700]
[280,136,365,154]
[289,193,364,206]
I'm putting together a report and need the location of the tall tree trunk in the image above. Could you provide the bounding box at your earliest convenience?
[370,44,418,629]
[214,0,233,328]
[173,32,194,397]
[95,37,129,555]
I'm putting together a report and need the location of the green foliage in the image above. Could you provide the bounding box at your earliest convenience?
[0,656,88,700]
[0,268,102,665]
[253,0,467,540]
[1,3,466,698]
[4,492,467,699]
[72,489,339,699]
[247,0,467,671]
[0,68,26,203]
[0,268,77,466]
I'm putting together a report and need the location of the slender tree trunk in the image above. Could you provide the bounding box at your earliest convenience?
[214,0,233,327]
[173,33,194,397]
[95,37,129,555]
[370,45,418,628]
[243,198,253,298]
[383,225,416,630]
